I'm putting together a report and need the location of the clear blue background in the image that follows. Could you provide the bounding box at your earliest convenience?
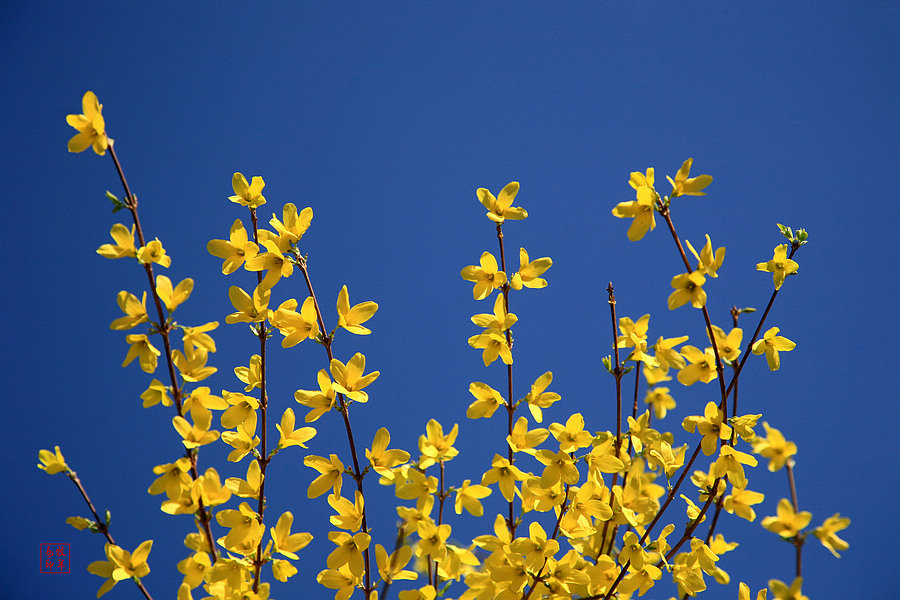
[3,2,897,599]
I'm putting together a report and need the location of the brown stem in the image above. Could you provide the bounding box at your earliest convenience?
[522,484,571,600]
[656,206,728,407]
[496,221,518,537]
[379,525,407,600]
[785,458,804,578]
[434,459,446,588]
[67,470,154,600]
[721,245,801,410]
[632,361,640,420]
[108,144,218,563]
[245,207,271,593]
[662,478,721,562]
[607,283,623,459]
[602,282,625,559]
[298,258,373,594]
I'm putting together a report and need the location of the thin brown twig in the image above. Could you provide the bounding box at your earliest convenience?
[107,143,219,564]
[67,470,154,600]
[298,258,373,595]
[496,221,518,537]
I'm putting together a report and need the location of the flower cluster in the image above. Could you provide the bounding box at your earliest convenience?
[41,93,849,600]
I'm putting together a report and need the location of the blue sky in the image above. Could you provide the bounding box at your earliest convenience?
[3,2,898,599]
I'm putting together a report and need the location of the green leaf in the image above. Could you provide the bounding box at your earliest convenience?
[602,356,613,374]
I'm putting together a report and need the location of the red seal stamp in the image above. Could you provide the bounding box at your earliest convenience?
[40,543,70,574]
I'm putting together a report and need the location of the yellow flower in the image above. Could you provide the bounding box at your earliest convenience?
[509,247,552,290]
[708,325,742,363]
[172,342,216,382]
[97,223,137,259]
[110,540,153,580]
[730,413,761,443]
[88,541,152,597]
[317,564,361,600]
[276,407,317,449]
[724,483,765,522]
[375,544,417,584]
[651,335,688,373]
[221,426,259,462]
[686,234,725,277]
[461,251,507,300]
[234,355,263,392]
[216,502,263,552]
[419,419,459,467]
[207,219,259,274]
[329,490,366,532]
[466,381,505,419]
[398,585,437,600]
[221,390,259,436]
[751,422,797,471]
[648,439,687,478]
[294,369,337,422]
[667,158,713,197]
[506,416,549,456]
[394,465,438,499]
[468,330,512,366]
[327,531,371,576]
[683,402,732,456]
[136,238,172,268]
[677,346,718,386]
[481,454,527,502]
[38,446,69,474]
[549,412,593,453]
[477,182,528,223]
[366,427,410,480]
[535,448,579,487]
[713,445,757,489]
[762,498,812,538]
[122,334,161,373]
[173,409,220,449]
[617,314,651,348]
[330,353,380,403]
[416,520,451,560]
[245,239,292,289]
[471,293,517,332]
[337,286,378,335]
[225,285,271,324]
[229,173,266,208]
[110,291,148,330]
[305,454,345,499]
[454,479,492,516]
[668,271,707,310]
[271,559,298,582]
[813,513,850,557]
[644,386,676,419]
[195,468,231,508]
[510,521,559,573]
[148,459,191,499]
[739,582,768,600]
[613,168,657,241]
[66,91,108,155]
[270,297,320,347]
[269,203,313,246]
[181,321,218,353]
[225,460,263,499]
[271,512,313,560]
[141,379,171,408]
[757,244,799,290]
[522,371,560,423]
[751,327,796,371]
[768,577,808,600]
